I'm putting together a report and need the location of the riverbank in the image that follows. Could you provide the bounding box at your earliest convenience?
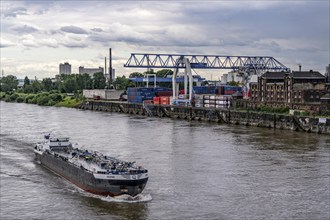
[0,92,83,108]
[77,100,330,135]
[2,92,328,134]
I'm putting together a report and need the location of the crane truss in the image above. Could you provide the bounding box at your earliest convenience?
[124,53,290,72]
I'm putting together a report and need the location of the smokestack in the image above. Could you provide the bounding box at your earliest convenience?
[104,57,107,76]
[109,48,112,82]
[299,64,301,72]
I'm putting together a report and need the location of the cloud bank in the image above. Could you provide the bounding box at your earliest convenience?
[0,0,329,79]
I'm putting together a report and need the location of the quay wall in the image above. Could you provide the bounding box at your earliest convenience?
[77,101,330,135]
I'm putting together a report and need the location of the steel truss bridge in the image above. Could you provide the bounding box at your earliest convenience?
[124,53,290,72]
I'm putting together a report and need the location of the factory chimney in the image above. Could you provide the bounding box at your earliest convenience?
[109,48,112,82]
[104,57,107,76]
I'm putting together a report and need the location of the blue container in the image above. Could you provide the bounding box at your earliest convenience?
[154,87,171,92]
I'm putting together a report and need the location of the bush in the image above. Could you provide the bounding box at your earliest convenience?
[0,92,5,99]
[47,100,56,106]
[25,94,36,103]
[16,96,24,103]
[37,95,50,106]
[9,93,19,101]
[4,94,11,102]
[50,93,62,102]
[28,97,38,104]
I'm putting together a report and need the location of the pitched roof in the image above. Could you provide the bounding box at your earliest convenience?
[260,70,326,80]
[260,71,289,79]
[291,70,325,79]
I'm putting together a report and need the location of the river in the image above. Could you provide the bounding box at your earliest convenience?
[0,102,329,220]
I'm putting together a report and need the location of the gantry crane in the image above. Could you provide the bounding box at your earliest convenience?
[124,53,290,105]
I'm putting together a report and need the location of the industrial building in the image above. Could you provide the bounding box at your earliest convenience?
[79,66,104,77]
[249,70,328,113]
[59,62,71,75]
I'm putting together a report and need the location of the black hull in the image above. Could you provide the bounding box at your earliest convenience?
[35,152,148,197]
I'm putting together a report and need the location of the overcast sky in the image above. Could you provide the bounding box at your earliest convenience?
[1,0,329,80]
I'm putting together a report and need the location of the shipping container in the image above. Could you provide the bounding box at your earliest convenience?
[153,97,160,105]
[156,91,173,97]
[159,96,170,105]
[204,104,216,108]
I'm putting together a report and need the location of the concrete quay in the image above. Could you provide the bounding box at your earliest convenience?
[77,100,330,135]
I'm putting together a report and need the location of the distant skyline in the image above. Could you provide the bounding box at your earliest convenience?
[1,0,329,80]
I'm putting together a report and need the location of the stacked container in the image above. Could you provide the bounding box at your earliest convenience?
[203,95,231,108]
[192,85,242,95]
[128,87,172,103]
[193,94,231,108]
[217,85,242,95]
[127,87,155,103]
[153,96,170,105]
[193,86,217,94]
[194,94,204,108]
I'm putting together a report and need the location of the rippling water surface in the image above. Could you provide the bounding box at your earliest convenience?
[0,102,329,220]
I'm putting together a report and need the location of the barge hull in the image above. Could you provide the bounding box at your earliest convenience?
[35,152,148,197]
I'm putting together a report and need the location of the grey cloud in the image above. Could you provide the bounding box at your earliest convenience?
[2,7,27,17]
[60,41,87,48]
[11,25,38,34]
[91,28,103,32]
[60,26,88,34]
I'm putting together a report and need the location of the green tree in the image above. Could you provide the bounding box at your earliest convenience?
[31,80,43,93]
[0,75,18,92]
[93,72,106,89]
[227,81,240,86]
[24,84,34,93]
[42,78,53,91]
[113,75,134,90]
[143,69,154,75]
[59,73,71,81]
[156,69,173,77]
[76,73,93,90]
[61,78,78,93]
[23,76,30,88]
[129,72,144,78]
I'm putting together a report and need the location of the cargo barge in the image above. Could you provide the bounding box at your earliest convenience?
[34,135,148,197]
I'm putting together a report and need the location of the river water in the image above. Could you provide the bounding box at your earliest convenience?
[0,101,329,220]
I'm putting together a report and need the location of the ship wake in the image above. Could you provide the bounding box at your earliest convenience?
[85,192,153,203]
[102,193,153,203]
[66,180,152,203]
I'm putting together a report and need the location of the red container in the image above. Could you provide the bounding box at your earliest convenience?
[224,90,235,95]
[156,91,173,97]
[153,97,160,105]
[159,96,169,105]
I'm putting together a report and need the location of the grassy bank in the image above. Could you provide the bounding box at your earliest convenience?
[0,91,83,108]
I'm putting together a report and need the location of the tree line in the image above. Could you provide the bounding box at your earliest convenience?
[0,69,174,93]
[0,72,107,94]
